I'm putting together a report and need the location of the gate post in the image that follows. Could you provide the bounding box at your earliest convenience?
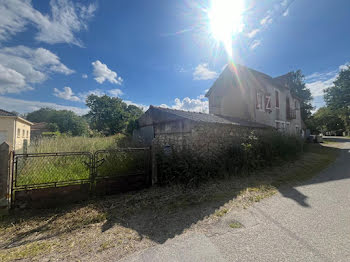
[0,142,12,215]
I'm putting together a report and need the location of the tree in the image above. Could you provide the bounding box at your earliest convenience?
[324,65,350,131]
[26,108,89,136]
[287,70,314,121]
[86,95,143,135]
[312,107,345,134]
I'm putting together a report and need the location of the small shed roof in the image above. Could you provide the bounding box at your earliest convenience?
[138,106,268,128]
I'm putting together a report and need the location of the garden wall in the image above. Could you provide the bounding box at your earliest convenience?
[152,120,257,158]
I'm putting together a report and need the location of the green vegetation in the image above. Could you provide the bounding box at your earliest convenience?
[86,94,143,135]
[27,108,89,136]
[229,221,243,228]
[305,107,344,135]
[157,131,304,186]
[323,64,350,133]
[288,70,313,121]
[28,135,119,153]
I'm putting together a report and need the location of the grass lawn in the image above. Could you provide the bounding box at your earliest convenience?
[0,143,339,261]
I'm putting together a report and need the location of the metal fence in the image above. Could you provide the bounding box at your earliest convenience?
[94,148,151,179]
[12,152,93,190]
[11,148,151,206]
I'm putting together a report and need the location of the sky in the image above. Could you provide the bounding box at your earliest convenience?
[0,0,349,115]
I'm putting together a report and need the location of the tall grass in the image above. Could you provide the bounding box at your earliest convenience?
[27,135,124,153]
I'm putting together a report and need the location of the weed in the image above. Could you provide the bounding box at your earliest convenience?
[229,221,243,229]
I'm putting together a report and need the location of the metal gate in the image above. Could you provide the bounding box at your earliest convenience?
[11,147,151,207]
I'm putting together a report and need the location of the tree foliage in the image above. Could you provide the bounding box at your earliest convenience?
[26,108,89,136]
[307,107,344,134]
[85,95,143,135]
[324,65,350,131]
[288,70,313,121]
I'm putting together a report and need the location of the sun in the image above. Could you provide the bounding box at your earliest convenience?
[208,0,245,57]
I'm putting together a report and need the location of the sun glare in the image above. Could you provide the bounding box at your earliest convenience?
[208,0,244,58]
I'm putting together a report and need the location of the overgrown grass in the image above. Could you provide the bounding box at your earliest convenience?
[28,135,122,153]
[15,135,136,185]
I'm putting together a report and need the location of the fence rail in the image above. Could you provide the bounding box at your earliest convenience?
[11,147,151,207]
[13,151,93,190]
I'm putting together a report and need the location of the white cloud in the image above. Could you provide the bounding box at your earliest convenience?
[162,94,209,113]
[53,86,80,101]
[260,15,273,25]
[92,60,123,85]
[339,63,349,71]
[82,74,88,79]
[306,62,349,100]
[247,29,259,38]
[77,88,125,102]
[0,46,73,94]
[0,96,88,115]
[0,0,97,46]
[250,39,261,50]
[193,63,218,80]
[124,100,148,111]
[108,88,123,97]
[283,9,289,16]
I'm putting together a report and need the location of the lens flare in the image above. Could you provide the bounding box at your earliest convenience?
[208,0,245,57]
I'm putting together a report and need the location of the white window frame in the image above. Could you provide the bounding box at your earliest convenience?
[17,128,20,138]
[256,91,264,111]
[275,89,280,109]
[265,95,271,110]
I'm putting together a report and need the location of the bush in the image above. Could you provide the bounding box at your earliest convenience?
[156,130,304,186]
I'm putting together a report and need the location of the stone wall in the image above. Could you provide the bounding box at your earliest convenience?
[152,120,259,158]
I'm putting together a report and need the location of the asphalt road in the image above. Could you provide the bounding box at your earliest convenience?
[121,137,350,262]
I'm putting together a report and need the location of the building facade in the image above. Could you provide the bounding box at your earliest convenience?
[0,109,33,151]
[205,64,303,134]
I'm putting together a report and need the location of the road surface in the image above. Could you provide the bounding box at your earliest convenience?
[121,137,350,262]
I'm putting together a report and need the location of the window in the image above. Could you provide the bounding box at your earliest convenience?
[294,100,298,109]
[275,90,280,108]
[256,91,263,110]
[22,129,25,137]
[17,128,20,138]
[26,130,29,138]
[265,95,271,110]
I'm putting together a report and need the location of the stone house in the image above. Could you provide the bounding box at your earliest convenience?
[0,109,33,151]
[206,64,303,134]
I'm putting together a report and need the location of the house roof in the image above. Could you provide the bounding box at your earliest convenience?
[206,64,302,101]
[0,109,16,116]
[139,106,268,128]
[0,108,33,125]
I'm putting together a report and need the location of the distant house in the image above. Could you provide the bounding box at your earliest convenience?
[206,64,303,134]
[31,122,51,139]
[0,109,33,151]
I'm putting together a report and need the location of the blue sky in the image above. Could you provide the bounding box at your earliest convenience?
[0,0,349,115]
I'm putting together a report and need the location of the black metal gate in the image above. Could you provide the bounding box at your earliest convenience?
[11,148,151,207]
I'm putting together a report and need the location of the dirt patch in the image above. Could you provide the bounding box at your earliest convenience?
[0,144,338,261]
